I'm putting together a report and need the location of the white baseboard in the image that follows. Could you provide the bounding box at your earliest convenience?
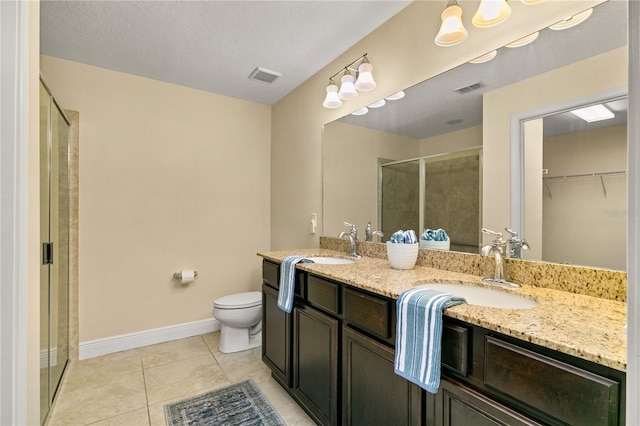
[40,347,58,369]
[79,318,221,360]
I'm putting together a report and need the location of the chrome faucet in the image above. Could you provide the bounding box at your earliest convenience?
[480,228,519,288]
[365,222,384,242]
[339,222,362,258]
[505,228,530,259]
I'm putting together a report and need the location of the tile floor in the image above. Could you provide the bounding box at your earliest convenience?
[47,332,315,425]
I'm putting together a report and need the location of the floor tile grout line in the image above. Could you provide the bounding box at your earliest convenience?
[142,350,217,373]
[140,350,153,426]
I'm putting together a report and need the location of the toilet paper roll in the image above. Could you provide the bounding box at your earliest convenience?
[180,270,195,284]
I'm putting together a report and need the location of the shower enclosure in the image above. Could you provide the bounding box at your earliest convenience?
[40,78,70,424]
[380,148,482,253]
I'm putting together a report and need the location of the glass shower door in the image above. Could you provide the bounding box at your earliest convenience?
[380,159,421,239]
[39,81,51,426]
[379,149,482,253]
[40,79,70,424]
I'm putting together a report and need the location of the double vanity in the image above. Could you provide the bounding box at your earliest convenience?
[258,240,627,426]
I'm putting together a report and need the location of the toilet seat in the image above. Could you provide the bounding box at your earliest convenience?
[214,291,261,309]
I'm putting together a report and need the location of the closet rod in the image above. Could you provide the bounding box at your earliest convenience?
[543,170,626,180]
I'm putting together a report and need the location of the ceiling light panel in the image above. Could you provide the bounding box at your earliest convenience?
[570,104,614,122]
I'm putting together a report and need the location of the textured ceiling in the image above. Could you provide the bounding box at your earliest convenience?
[40,0,411,105]
[339,0,628,140]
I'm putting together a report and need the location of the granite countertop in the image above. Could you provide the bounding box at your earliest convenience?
[258,248,627,372]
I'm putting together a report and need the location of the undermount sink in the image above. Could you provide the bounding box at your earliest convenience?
[414,283,538,309]
[306,257,356,265]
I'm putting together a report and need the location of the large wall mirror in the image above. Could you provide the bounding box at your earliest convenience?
[322,0,627,271]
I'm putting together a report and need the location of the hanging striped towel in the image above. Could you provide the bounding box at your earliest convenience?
[394,288,466,393]
[277,256,313,313]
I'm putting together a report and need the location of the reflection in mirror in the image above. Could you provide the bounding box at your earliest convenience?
[380,148,481,253]
[322,1,626,269]
[522,97,627,271]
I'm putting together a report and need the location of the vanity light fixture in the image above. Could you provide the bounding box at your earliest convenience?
[322,78,342,109]
[472,0,512,28]
[570,104,614,123]
[368,99,386,108]
[322,54,376,109]
[435,0,468,47]
[354,56,376,91]
[505,32,539,48]
[338,69,358,100]
[549,8,593,30]
[469,50,497,64]
[351,107,369,116]
[385,91,405,101]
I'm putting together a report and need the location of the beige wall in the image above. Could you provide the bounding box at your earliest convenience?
[323,121,418,237]
[419,125,482,157]
[523,119,544,260]
[28,2,42,423]
[483,46,627,243]
[40,56,271,342]
[271,0,603,251]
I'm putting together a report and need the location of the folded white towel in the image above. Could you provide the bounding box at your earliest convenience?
[277,256,313,313]
[394,288,466,393]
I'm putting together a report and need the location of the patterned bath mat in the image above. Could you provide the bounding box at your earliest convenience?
[164,379,286,426]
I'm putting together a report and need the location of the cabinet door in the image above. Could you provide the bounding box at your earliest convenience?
[293,304,339,426]
[438,379,541,426]
[262,284,292,388]
[342,326,422,426]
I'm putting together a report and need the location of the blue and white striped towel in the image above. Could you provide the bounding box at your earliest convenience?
[277,256,313,313]
[394,288,466,393]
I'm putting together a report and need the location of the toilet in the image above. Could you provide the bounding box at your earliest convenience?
[213,291,262,353]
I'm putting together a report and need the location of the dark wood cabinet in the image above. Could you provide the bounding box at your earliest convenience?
[260,261,626,426]
[293,303,340,426]
[437,378,542,426]
[261,260,303,389]
[483,336,623,426]
[262,283,292,388]
[342,325,423,426]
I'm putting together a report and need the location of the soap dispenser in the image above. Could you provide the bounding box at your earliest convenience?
[365,222,373,241]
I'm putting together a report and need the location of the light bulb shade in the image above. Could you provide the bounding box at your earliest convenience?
[549,8,592,30]
[469,50,497,64]
[368,99,386,108]
[351,107,368,116]
[505,32,539,48]
[385,91,405,101]
[354,62,376,91]
[322,82,342,109]
[472,0,512,28]
[435,4,468,47]
[339,73,358,100]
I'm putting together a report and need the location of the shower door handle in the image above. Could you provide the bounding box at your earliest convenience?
[43,242,54,265]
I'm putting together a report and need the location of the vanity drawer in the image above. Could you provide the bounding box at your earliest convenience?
[344,288,391,340]
[484,336,620,426]
[441,322,469,377]
[262,260,279,287]
[262,260,304,297]
[307,275,341,315]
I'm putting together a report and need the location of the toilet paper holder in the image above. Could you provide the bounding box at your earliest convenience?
[173,270,198,279]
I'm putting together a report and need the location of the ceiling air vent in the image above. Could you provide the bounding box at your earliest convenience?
[454,81,485,94]
[248,67,282,84]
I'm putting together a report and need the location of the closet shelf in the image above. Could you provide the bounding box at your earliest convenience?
[542,170,626,198]
[543,170,626,180]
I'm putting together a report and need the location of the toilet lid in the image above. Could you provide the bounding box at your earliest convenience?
[214,291,262,309]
